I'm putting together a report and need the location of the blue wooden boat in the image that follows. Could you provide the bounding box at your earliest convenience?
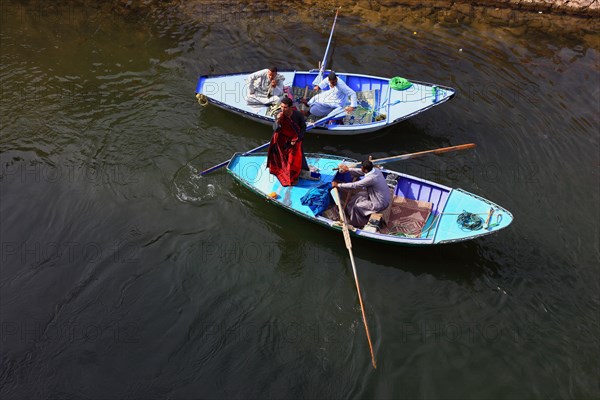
[195,70,455,136]
[226,152,512,245]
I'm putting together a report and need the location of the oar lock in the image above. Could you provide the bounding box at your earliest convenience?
[332,220,356,231]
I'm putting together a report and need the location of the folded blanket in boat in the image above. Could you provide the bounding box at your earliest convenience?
[380,196,433,237]
[300,182,332,216]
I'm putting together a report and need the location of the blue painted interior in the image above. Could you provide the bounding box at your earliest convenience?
[395,177,450,216]
[228,152,347,218]
[292,72,388,104]
[292,72,319,89]
[433,189,513,243]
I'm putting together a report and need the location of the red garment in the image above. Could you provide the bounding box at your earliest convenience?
[267,113,303,186]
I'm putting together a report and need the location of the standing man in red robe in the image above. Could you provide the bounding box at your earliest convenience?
[267,97,309,186]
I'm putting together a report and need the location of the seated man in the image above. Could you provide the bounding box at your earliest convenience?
[304,72,356,118]
[331,160,391,227]
[246,66,285,106]
[267,97,310,186]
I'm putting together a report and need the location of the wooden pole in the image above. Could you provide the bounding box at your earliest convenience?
[334,144,477,170]
[331,187,377,369]
[312,8,341,86]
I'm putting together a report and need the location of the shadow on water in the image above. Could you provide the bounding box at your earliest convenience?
[197,103,273,141]
[306,120,458,159]
[196,101,459,161]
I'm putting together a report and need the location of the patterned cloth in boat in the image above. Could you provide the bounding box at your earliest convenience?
[342,89,378,125]
[266,103,282,118]
[380,196,433,237]
[266,87,296,117]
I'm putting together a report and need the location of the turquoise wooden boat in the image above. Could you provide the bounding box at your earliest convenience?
[227,152,513,245]
[195,70,455,136]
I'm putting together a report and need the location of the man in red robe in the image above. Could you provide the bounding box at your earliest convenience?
[267,97,309,186]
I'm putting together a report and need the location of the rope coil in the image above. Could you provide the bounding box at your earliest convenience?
[196,93,208,107]
[457,211,483,231]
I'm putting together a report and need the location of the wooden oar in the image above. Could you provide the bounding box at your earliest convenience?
[198,109,347,176]
[331,187,377,369]
[312,8,341,86]
[338,143,476,169]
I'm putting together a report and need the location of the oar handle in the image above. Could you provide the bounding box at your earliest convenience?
[484,207,494,229]
[371,143,476,165]
[339,143,477,169]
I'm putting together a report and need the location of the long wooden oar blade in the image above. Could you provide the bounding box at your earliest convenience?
[331,187,377,368]
[370,143,476,166]
[198,110,346,176]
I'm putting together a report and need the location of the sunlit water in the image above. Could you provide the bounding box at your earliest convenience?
[1,1,598,398]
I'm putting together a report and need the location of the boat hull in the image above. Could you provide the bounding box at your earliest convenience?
[196,70,455,136]
[226,153,513,246]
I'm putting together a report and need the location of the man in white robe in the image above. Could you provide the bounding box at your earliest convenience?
[305,72,357,117]
[246,66,285,105]
[332,160,391,228]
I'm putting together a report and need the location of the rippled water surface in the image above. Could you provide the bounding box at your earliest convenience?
[1,1,599,398]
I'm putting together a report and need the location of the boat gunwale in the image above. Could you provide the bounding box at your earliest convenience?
[226,152,512,246]
[196,70,456,135]
[196,69,457,92]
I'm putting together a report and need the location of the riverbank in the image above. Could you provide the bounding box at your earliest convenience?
[293,0,600,21]
[462,0,599,16]
[109,0,598,18]
[166,0,598,48]
[10,0,596,49]
[378,0,600,17]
